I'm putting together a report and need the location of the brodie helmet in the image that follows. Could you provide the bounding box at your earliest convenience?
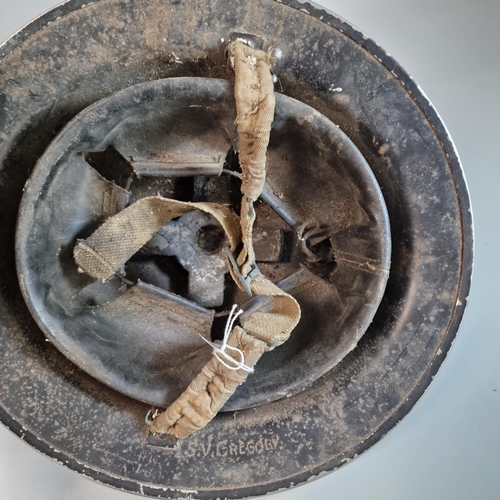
[0,0,472,498]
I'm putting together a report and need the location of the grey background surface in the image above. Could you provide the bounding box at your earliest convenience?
[0,0,498,499]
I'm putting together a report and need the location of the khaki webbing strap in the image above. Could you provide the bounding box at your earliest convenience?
[150,269,300,439]
[73,41,301,439]
[74,197,241,282]
[149,327,267,438]
[241,275,300,346]
[150,274,301,439]
[151,275,300,439]
[228,41,276,278]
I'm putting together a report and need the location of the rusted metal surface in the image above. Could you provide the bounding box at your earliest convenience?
[0,0,472,498]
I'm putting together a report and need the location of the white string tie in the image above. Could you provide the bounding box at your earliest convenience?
[200,304,254,373]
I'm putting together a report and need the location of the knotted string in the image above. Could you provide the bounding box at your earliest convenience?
[200,304,254,373]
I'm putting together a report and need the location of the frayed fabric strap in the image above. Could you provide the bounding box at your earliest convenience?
[74,41,301,440]
[150,281,299,439]
[74,198,241,282]
[227,41,276,278]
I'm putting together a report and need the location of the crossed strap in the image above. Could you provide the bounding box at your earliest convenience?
[73,41,301,439]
